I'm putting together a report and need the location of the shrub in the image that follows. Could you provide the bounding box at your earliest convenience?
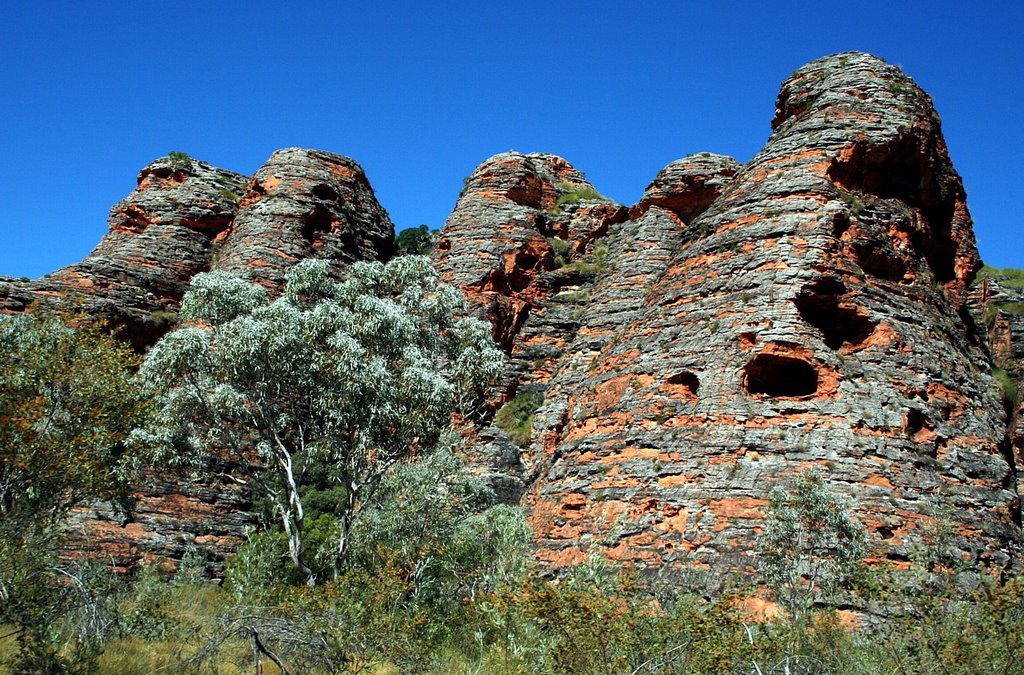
[166,150,192,169]
[396,224,435,255]
[550,181,611,214]
[564,240,610,275]
[993,367,1020,408]
[755,470,867,618]
[546,237,571,267]
[494,392,544,446]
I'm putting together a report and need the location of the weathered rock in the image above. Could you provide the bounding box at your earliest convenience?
[214,148,396,287]
[1,148,398,574]
[969,275,1024,487]
[67,464,258,578]
[0,155,246,348]
[630,153,741,223]
[521,52,1020,577]
[435,152,630,499]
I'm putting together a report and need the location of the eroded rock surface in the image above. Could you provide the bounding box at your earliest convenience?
[1,148,395,574]
[214,148,395,287]
[0,156,246,348]
[434,152,629,499]
[511,53,1020,576]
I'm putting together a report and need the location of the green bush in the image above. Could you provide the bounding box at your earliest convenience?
[550,181,611,214]
[396,224,435,255]
[546,237,571,267]
[564,239,610,275]
[978,265,1024,289]
[166,150,192,169]
[494,392,544,446]
[993,367,1020,408]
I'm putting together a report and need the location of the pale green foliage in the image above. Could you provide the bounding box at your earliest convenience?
[493,392,544,446]
[135,256,504,584]
[755,470,867,617]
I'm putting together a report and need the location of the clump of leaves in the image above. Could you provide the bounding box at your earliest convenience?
[978,265,1024,289]
[396,224,435,256]
[494,392,544,446]
[148,310,178,330]
[564,240,610,275]
[993,367,1020,408]
[166,150,193,169]
[216,187,241,203]
[755,470,867,619]
[550,181,610,214]
[546,237,571,267]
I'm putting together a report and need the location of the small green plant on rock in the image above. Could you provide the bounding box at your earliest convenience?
[992,367,1020,409]
[550,181,610,214]
[494,392,544,446]
[546,237,571,267]
[166,150,193,169]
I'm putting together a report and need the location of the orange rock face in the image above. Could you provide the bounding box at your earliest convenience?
[437,54,1021,581]
[2,52,1020,584]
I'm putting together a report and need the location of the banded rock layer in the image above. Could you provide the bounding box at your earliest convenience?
[1,52,1019,580]
[437,53,1021,576]
[1,148,395,574]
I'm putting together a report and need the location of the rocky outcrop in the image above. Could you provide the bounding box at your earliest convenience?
[434,152,629,499]
[3,52,1020,585]
[971,275,1024,483]
[436,54,1021,578]
[68,465,257,577]
[1,148,395,573]
[214,148,395,287]
[0,155,246,349]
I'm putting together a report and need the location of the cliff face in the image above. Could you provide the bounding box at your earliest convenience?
[433,152,629,500]
[436,53,1021,576]
[214,147,396,287]
[2,52,1020,580]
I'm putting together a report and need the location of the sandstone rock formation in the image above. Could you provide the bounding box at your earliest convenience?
[971,274,1024,484]
[433,152,628,500]
[214,148,396,287]
[1,148,395,575]
[2,52,1020,584]
[436,53,1021,578]
[0,155,247,349]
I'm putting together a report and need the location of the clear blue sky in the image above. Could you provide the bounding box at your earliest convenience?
[2,2,1021,278]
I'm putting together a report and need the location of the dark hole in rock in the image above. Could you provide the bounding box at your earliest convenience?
[832,211,851,238]
[877,525,894,540]
[904,408,928,437]
[827,136,957,283]
[794,279,878,349]
[852,241,907,281]
[301,204,335,243]
[665,371,700,395]
[744,354,819,397]
[312,184,340,201]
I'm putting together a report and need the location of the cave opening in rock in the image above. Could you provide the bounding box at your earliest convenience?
[301,205,335,243]
[744,354,819,397]
[311,183,340,202]
[666,371,700,396]
[827,136,958,283]
[794,280,878,349]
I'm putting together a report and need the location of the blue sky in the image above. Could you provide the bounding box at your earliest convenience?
[2,2,1021,278]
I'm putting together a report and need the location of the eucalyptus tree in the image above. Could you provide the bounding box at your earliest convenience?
[134,256,504,585]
